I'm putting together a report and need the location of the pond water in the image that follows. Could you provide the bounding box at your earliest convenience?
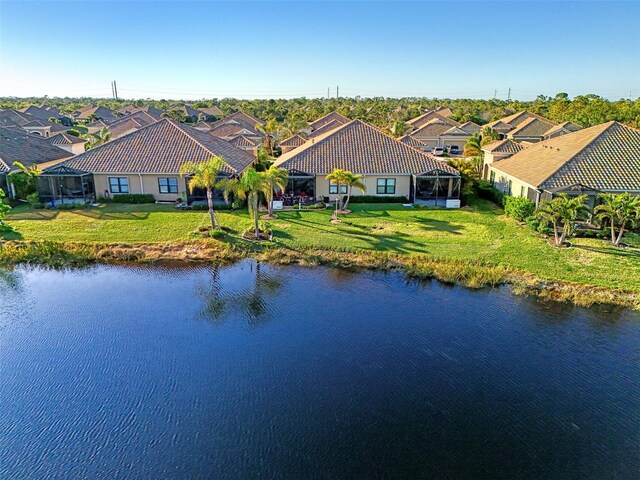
[0,262,638,480]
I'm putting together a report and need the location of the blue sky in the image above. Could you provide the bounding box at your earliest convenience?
[1,1,639,100]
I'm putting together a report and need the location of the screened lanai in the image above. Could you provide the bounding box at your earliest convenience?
[413,169,461,206]
[37,165,95,205]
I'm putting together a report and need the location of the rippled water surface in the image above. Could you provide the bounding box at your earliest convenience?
[0,262,638,479]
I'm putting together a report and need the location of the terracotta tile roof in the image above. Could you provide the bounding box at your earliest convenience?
[492,121,640,192]
[1,126,71,172]
[509,116,556,138]
[200,106,223,117]
[280,134,307,147]
[308,119,344,138]
[459,121,481,135]
[22,119,67,132]
[442,125,473,137]
[408,111,459,129]
[48,119,255,176]
[398,135,428,149]
[73,106,117,122]
[228,135,259,148]
[275,120,459,176]
[0,109,34,127]
[482,139,523,155]
[193,121,213,131]
[170,105,202,118]
[19,105,57,121]
[221,111,265,127]
[411,118,455,137]
[309,112,350,131]
[208,121,260,139]
[109,117,145,138]
[543,121,582,138]
[117,105,137,115]
[435,106,454,117]
[47,132,87,146]
[485,120,513,133]
[87,119,109,130]
[488,111,556,135]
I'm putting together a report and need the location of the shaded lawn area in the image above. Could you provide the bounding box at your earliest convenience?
[3,200,640,292]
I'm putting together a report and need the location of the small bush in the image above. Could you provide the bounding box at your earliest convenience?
[26,192,42,208]
[191,203,232,211]
[504,196,535,221]
[347,195,408,204]
[475,180,504,206]
[66,129,80,137]
[210,229,226,240]
[99,194,156,204]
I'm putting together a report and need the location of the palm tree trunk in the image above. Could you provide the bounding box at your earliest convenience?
[338,183,344,210]
[615,221,626,246]
[553,221,559,246]
[206,187,217,229]
[267,188,273,217]
[611,220,617,244]
[344,187,352,211]
[253,194,260,237]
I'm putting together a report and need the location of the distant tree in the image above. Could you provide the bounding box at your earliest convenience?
[390,120,410,137]
[83,127,111,150]
[463,135,482,157]
[535,194,589,247]
[180,156,226,230]
[594,193,640,246]
[256,119,280,156]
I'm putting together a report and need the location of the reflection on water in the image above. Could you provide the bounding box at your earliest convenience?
[0,261,638,480]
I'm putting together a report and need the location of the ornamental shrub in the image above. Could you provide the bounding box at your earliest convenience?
[504,196,535,221]
[99,194,156,204]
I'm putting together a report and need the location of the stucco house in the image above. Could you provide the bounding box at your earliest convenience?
[486,111,580,143]
[37,119,256,204]
[486,121,640,211]
[72,105,117,123]
[1,126,72,197]
[46,132,88,155]
[274,119,461,206]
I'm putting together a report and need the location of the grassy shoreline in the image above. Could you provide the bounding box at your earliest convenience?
[1,239,638,310]
[2,200,639,309]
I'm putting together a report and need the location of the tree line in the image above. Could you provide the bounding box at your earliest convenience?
[2,93,639,129]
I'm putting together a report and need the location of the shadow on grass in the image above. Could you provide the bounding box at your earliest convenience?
[7,210,60,221]
[411,217,464,235]
[574,244,640,259]
[71,210,151,220]
[0,229,24,240]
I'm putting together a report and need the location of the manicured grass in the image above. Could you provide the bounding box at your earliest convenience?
[3,200,640,293]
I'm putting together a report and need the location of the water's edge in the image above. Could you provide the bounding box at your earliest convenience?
[1,240,638,310]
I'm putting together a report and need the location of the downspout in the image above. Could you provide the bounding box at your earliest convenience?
[138,174,144,194]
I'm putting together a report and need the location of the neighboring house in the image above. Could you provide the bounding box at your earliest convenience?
[228,135,260,154]
[21,119,67,138]
[543,121,583,139]
[410,118,458,150]
[72,105,117,123]
[397,134,428,151]
[0,126,72,197]
[117,105,164,121]
[38,119,256,203]
[168,105,203,122]
[308,119,345,139]
[280,134,307,153]
[307,112,350,133]
[434,106,454,117]
[19,105,61,121]
[108,117,145,140]
[274,119,461,206]
[47,132,88,155]
[86,119,109,134]
[220,111,265,128]
[407,110,459,131]
[486,121,640,211]
[480,139,524,180]
[485,111,580,143]
[207,121,262,141]
[199,106,223,120]
[458,121,481,136]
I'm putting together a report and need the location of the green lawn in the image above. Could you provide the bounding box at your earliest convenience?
[3,200,640,292]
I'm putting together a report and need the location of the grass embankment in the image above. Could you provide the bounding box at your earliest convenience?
[2,200,639,309]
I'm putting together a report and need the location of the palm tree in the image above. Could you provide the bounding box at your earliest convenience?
[594,193,640,246]
[536,194,589,247]
[480,126,500,146]
[83,127,111,150]
[179,156,226,230]
[221,168,265,238]
[261,165,289,218]
[390,120,409,137]
[342,172,366,211]
[0,188,11,230]
[255,119,280,157]
[279,117,308,139]
[463,134,482,157]
[325,169,348,210]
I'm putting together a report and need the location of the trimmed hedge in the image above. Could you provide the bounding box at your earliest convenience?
[475,180,505,207]
[504,196,535,221]
[99,194,156,204]
[346,195,409,204]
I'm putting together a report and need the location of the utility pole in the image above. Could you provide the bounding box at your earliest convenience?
[111,81,115,99]
[327,87,330,100]
[493,89,497,99]
[336,85,339,99]
[114,80,119,100]
[507,87,511,101]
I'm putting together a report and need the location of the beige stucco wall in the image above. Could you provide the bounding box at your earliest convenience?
[314,174,411,201]
[94,173,187,201]
[488,166,536,198]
